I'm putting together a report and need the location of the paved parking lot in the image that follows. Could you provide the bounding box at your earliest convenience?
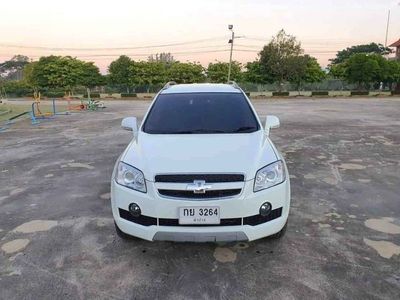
[1,98,400,299]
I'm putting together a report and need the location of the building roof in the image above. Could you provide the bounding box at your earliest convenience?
[161,83,241,94]
[389,39,400,47]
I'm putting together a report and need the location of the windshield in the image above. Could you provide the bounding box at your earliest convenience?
[142,92,260,134]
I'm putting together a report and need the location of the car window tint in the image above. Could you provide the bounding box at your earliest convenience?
[142,92,259,134]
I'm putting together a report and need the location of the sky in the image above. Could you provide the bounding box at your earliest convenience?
[0,0,399,73]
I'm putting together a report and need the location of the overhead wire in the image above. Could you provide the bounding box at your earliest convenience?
[0,36,228,51]
[0,34,354,63]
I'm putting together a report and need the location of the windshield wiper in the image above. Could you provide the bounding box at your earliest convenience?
[169,130,194,134]
[232,126,257,133]
[171,129,227,134]
[191,129,227,133]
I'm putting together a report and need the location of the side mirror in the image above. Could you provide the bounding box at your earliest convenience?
[121,117,138,138]
[265,115,280,136]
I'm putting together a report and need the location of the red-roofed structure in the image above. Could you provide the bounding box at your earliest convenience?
[389,39,400,59]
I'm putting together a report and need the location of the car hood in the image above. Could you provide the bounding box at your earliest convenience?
[122,131,278,181]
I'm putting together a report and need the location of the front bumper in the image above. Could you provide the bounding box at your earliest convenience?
[111,179,290,242]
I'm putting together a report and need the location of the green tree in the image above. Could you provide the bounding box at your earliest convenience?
[303,56,326,83]
[207,61,242,83]
[330,54,400,91]
[1,80,31,97]
[243,61,270,83]
[369,54,388,88]
[133,61,168,91]
[0,62,35,97]
[330,43,392,65]
[288,55,326,90]
[0,55,30,80]
[383,60,400,90]
[24,56,102,96]
[80,62,105,98]
[329,63,347,79]
[108,55,134,93]
[27,56,84,94]
[167,62,205,83]
[22,62,37,87]
[258,29,303,89]
[344,53,381,89]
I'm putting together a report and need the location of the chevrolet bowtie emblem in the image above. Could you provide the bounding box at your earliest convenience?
[186,180,213,194]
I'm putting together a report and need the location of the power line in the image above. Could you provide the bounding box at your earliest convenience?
[241,36,384,48]
[235,43,341,50]
[0,33,349,64]
[0,34,363,61]
[243,35,374,42]
[0,44,339,60]
[0,36,228,51]
[10,49,231,59]
[0,33,378,56]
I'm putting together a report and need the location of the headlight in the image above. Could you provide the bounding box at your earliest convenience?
[254,160,286,192]
[115,162,146,193]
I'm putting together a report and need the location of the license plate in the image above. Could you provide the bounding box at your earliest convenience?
[179,206,220,225]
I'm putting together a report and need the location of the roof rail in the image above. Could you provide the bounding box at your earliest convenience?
[163,81,177,89]
[227,81,240,89]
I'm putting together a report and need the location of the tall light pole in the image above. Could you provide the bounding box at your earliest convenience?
[385,9,391,48]
[385,3,400,48]
[227,24,234,82]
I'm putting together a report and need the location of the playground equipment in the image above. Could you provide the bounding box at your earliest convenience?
[82,88,105,110]
[31,92,54,122]
[85,98,105,111]
[1,93,105,132]
[31,93,72,124]
[65,97,86,111]
[64,97,105,111]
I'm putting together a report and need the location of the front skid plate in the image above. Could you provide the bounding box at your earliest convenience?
[152,231,248,242]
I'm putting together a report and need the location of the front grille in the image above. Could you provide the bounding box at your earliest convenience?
[159,217,242,227]
[155,174,244,183]
[158,189,241,199]
[119,207,283,227]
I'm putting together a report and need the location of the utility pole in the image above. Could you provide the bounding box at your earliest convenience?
[227,24,234,82]
[385,9,391,48]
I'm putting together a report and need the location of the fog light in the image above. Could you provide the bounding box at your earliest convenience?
[260,202,272,216]
[128,203,141,217]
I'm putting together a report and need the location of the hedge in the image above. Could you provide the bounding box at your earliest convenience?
[391,91,400,95]
[2,81,31,97]
[83,93,100,98]
[351,91,369,96]
[121,93,137,98]
[272,91,289,97]
[44,92,65,98]
[312,91,329,96]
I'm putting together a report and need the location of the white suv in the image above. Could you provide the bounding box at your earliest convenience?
[111,82,290,242]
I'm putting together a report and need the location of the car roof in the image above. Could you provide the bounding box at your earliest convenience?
[160,83,242,94]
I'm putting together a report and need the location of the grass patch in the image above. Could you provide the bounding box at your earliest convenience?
[0,104,31,122]
[0,102,67,123]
